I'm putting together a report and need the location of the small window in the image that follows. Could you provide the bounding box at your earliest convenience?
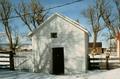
[51,32,57,38]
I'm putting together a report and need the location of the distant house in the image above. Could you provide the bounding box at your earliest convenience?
[29,13,89,74]
[89,42,102,55]
[116,32,120,57]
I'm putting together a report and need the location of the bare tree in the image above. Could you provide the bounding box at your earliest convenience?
[15,0,47,32]
[82,3,104,54]
[97,0,120,56]
[114,0,120,32]
[97,0,118,37]
[0,0,14,51]
[0,0,22,52]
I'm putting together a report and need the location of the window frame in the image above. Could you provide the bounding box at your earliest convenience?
[51,32,57,38]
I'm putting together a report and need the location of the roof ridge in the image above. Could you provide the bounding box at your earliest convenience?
[54,13,88,33]
[29,13,89,36]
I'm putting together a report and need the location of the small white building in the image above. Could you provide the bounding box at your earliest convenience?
[29,13,89,74]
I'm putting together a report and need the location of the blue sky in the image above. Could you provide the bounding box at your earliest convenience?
[40,0,91,26]
[12,0,92,33]
[1,0,106,46]
[2,0,117,47]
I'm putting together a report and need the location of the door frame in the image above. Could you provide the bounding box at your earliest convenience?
[52,47,64,75]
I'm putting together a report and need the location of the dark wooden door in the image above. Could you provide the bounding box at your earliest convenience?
[52,47,64,75]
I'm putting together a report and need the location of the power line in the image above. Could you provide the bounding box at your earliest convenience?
[0,0,82,21]
[44,0,82,11]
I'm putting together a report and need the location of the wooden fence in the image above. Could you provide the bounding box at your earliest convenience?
[0,51,14,70]
[89,57,120,70]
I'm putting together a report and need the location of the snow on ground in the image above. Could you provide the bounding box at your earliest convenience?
[89,68,120,79]
[0,68,120,79]
[0,70,106,79]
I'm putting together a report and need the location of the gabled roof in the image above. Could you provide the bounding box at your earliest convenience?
[29,13,89,36]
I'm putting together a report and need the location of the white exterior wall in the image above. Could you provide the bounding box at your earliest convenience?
[31,15,88,74]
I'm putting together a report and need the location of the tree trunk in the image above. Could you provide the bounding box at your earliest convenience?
[92,32,98,54]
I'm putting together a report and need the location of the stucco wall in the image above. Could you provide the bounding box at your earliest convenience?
[31,15,88,74]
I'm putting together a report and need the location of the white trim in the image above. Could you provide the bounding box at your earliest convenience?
[55,13,88,33]
[28,13,56,36]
